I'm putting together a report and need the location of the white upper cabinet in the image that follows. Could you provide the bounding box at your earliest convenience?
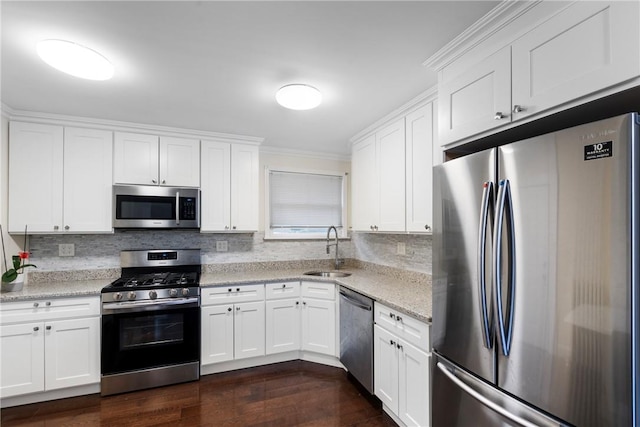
[114,132,200,187]
[377,119,406,232]
[510,1,640,121]
[430,0,640,147]
[159,136,200,187]
[8,122,112,234]
[438,46,511,145]
[351,134,377,232]
[405,104,434,233]
[351,96,436,233]
[63,127,113,233]
[200,140,258,232]
[351,119,405,232]
[113,132,158,185]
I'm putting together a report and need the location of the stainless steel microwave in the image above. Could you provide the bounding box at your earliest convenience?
[113,185,200,229]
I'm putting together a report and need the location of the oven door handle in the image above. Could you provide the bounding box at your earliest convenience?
[102,297,199,314]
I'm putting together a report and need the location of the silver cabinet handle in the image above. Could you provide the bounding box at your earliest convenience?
[232,226,236,230]
[389,313,395,319]
[46,325,52,330]
[374,225,378,231]
[282,284,286,288]
[425,224,431,231]
[494,112,505,120]
[33,326,39,331]
[228,288,232,292]
[53,225,59,230]
[64,225,70,230]
[227,307,232,312]
[396,343,403,350]
[303,301,307,305]
[396,316,403,323]
[236,306,240,311]
[390,340,395,346]
[236,288,240,292]
[370,225,374,231]
[162,180,166,184]
[512,105,525,114]
[152,179,157,184]
[225,226,229,230]
[46,302,51,307]
[33,302,39,308]
[296,301,300,305]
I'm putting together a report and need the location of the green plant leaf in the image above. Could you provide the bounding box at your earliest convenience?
[16,263,36,272]
[2,270,17,283]
[11,255,21,270]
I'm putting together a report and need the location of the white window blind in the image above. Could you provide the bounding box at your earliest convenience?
[269,170,344,230]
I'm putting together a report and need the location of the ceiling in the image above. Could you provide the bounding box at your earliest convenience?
[1,1,499,157]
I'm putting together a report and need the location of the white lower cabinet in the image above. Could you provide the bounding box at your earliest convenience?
[201,289,265,365]
[0,297,100,399]
[300,281,336,357]
[374,303,431,427]
[265,282,301,355]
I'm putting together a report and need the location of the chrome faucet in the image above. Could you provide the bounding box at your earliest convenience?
[326,226,343,270]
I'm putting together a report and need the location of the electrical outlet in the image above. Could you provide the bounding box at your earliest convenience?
[58,243,75,257]
[216,241,228,252]
[396,242,406,255]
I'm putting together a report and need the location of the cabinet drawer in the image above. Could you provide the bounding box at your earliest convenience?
[201,284,265,306]
[265,281,300,300]
[301,281,335,300]
[0,296,100,325]
[374,302,430,352]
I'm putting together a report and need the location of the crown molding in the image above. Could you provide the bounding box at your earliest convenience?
[3,106,264,145]
[423,0,541,71]
[260,145,350,162]
[349,86,437,144]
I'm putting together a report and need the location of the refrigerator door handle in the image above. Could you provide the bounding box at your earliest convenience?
[478,181,494,349]
[494,179,516,356]
[436,362,537,427]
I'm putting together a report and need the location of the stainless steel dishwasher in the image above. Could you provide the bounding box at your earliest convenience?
[339,286,374,394]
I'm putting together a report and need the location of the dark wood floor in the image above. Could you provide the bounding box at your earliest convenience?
[1,361,396,426]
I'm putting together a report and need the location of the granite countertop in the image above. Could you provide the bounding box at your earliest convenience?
[0,267,432,323]
[200,269,432,323]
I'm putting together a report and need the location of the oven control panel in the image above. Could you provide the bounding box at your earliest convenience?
[102,287,200,303]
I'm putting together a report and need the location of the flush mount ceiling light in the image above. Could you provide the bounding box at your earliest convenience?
[37,39,114,81]
[276,84,322,110]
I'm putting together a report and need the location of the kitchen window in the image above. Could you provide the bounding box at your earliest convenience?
[265,167,347,239]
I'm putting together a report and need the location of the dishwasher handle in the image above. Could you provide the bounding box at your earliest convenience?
[339,291,372,311]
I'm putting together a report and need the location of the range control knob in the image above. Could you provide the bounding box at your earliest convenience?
[128,292,136,300]
[114,292,123,301]
[149,290,157,300]
[181,288,190,297]
[169,288,178,297]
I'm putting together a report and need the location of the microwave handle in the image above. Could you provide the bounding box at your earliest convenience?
[175,191,180,225]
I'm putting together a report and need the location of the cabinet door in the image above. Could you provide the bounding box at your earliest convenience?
[405,104,434,233]
[44,317,100,391]
[0,322,45,397]
[113,132,159,185]
[351,134,377,231]
[234,301,265,360]
[200,140,231,231]
[265,298,300,354]
[301,298,335,356]
[63,127,113,233]
[512,1,640,121]
[377,118,406,232]
[201,305,234,365]
[8,122,63,233]
[438,46,511,146]
[398,340,430,427]
[374,324,399,414]
[230,144,259,231]
[159,136,200,187]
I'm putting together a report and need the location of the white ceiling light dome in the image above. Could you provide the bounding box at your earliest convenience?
[276,84,322,110]
[37,39,114,81]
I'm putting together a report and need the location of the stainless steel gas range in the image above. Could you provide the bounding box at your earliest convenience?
[100,249,201,396]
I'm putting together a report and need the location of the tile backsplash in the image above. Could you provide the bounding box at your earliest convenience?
[27,230,431,275]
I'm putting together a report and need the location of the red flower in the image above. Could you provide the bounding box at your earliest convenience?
[18,251,29,260]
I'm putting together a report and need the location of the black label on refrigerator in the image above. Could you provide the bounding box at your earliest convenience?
[584,141,613,161]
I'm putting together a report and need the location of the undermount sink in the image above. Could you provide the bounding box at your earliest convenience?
[303,270,352,278]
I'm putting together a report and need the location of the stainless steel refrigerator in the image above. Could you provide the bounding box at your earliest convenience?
[432,113,639,426]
